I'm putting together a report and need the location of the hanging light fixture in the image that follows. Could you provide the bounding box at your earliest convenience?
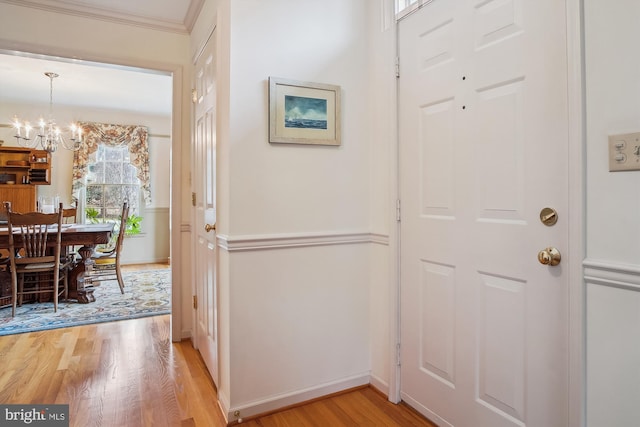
[11,72,82,153]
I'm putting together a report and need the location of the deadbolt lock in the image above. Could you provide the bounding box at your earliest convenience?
[539,207,558,226]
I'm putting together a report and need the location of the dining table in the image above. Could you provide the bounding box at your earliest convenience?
[0,222,115,303]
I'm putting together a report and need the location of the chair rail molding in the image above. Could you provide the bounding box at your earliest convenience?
[217,231,389,252]
[583,258,640,292]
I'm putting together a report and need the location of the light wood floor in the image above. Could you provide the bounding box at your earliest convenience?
[0,314,436,426]
[0,263,436,426]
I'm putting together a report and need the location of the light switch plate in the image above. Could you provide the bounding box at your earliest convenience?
[609,132,640,171]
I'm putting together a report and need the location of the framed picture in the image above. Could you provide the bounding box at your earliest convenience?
[269,77,341,146]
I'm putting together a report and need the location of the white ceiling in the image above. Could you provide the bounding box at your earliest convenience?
[0,52,173,116]
[0,0,202,118]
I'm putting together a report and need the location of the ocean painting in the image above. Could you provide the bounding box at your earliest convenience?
[284,95,327,130]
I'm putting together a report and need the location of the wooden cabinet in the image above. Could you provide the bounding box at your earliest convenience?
[0,147,51,213]
[0,185,36,213]
[29,150,51,184]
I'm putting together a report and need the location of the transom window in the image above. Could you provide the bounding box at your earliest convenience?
[396,0,427,19]
[85,144,140,222]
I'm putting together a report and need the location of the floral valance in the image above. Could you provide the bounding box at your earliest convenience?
[71,121,151,206]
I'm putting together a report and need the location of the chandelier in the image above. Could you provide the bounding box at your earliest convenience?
[11,72,82,153]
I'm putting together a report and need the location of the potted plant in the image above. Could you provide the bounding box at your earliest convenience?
[85,207,142,249]
[125,214,143,236]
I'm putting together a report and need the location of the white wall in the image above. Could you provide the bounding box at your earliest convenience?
[584,1,640,425]
[192,0,381,422]
[227,3,370,235]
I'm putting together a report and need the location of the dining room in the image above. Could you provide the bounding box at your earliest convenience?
[0,52,172,332]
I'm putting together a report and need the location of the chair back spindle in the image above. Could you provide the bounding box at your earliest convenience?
[5,202,68,316]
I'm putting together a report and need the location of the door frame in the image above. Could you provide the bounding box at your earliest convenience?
[0,38,184,341]
[387,1,585,425]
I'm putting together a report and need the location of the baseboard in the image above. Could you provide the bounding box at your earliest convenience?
[223,372,370,424]
[369,373,389,397]
[401,392,454,427]
[121,257,170,266]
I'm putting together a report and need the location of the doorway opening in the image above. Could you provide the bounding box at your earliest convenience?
[0,50,175,335]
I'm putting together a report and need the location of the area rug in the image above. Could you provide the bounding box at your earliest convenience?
[0,269,171,336]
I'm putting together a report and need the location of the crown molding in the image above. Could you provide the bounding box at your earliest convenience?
[183,0,204,33]
[0,0,204,35]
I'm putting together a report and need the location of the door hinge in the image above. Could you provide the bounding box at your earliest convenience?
[193,295,198,310]
[396,199,401,221]
[395,57,400,78]
[191,88,198,104]
[192,192,196,206]
[396,343,401,366]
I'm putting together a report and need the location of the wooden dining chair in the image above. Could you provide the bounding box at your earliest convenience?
[62,207,77,224]
[85,202,129,294]
[60,206,78,260]
[5,202,71,317]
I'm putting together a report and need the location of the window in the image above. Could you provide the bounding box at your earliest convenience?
[85,144,140,222]
[396,0,429,20]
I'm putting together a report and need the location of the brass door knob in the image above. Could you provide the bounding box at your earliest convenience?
[538,247,561,266]
[204,223,216,232]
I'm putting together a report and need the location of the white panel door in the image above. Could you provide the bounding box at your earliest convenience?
[193,31,218,385]
[399,1,569,426]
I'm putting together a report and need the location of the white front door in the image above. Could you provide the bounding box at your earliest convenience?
[193,30,218,385]
[399,1,569,426]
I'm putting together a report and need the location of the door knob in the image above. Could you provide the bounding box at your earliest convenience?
[205,223,216,232]
[538,247,561,266]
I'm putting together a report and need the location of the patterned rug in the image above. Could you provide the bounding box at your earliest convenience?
[0,269,171,336]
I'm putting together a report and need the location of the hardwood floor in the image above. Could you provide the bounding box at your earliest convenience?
[121,262,171,272]
[239,385,436,427]
[0,314,436,427]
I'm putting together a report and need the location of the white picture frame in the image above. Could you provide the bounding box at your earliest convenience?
[269,77,341,146]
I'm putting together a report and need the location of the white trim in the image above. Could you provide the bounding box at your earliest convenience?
[183,0,205,33]
[0,39,178,77]
[121,256,169,265]
[169,65,183,344]
[583,259,640,291]
[0,0,202,34]
[223,373,370,424]
[566,0,586,425]
[191,22,217,66]
[217,231,388,252]
[401,392,453,427]
[370,373,390,396]
[395,0,434,22]
[143,207,170,214]
[389,0,402,405]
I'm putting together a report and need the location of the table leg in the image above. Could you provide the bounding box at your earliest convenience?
[68,245,97,304]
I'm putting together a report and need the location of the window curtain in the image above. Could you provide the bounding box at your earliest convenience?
[71,122,151,206]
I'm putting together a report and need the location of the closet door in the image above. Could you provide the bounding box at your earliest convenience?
[193,30,219,386]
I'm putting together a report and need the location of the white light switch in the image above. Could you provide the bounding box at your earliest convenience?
[609,132,640,171]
